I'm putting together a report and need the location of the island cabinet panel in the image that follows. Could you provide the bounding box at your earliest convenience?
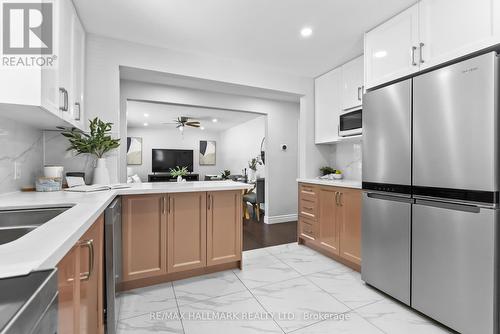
[57,215,104,334]
[207,190,242,266]
[122,194,167,281]
[338,189,362,266]
[167,192,207,272]
[318,186,341,255]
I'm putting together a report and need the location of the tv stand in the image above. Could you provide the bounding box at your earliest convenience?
[148,173,199,182]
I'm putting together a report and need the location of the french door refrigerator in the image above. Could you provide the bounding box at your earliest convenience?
[412,52,499,334]
[361,79,412,305]
[362,51,499,334]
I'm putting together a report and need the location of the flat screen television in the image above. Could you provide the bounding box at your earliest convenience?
[152,149,194,173]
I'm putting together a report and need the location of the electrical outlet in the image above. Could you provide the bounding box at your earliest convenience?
[14,161,21,180]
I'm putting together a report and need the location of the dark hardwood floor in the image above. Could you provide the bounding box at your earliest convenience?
[243,211,298,251]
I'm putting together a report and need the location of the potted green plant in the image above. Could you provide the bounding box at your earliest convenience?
[221,170,231,180]
[169,166,189,182]
[58,118,120,185]
[320,166,336,176]
[248,156,262,181]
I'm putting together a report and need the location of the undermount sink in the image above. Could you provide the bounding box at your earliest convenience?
[0,206,72,245]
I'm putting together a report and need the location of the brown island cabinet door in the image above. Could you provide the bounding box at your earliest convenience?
[207,190,243,266]
[167,192,207,272]
[122,194,168,281]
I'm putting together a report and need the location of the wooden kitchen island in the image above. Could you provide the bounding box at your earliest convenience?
[120,189,244,291]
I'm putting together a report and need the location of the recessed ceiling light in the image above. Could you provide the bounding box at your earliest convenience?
[374,50,387,58]
[200,126,205,130]
[143,122,148,126]
[144,113,149,117]
[212,118,218,123]
[300,27,313,38]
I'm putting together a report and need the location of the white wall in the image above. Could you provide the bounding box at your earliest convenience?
[219,116,266,178]
[80,35,330,184]
[127,127,222,181]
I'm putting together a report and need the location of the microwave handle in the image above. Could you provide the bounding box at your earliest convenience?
[337,124,340,137]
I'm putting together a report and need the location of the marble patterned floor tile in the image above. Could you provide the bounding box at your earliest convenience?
[292,312,384,334]
[271,246,347,275]
[307,268,384,309]
[355,299,453,334]
[180,290,283,334]
[265,242,310,256]
[234,251,301,289]
[118,282,177,320]
[242,247,272,260]
[173,270,247,306]
[117,307,184,334]
[251,276,350,332]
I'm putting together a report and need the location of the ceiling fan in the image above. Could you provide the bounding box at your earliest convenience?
[162,116,201,131]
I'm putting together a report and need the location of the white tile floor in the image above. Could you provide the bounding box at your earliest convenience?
[116,242,453,334]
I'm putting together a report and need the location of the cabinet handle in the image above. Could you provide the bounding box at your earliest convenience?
[419,42,425,64]
[339,193,343,207]
[59,88,68,111]
[162,196,166,214]
[207,194,211,210]
[335,192,339,206]
[79,239,94,281]
[357,87,362,101]
[74,102,81,120]
[411,46,417,66]
[168,197,171,214]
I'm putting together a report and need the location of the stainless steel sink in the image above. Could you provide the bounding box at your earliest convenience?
[0,207,71,245]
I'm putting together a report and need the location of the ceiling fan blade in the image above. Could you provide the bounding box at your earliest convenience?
[185,121,200,125]
[187,124,200,128]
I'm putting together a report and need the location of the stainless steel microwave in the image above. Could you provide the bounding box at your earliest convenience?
[339,108,362,137]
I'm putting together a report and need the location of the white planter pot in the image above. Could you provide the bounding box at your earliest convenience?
[93,158,110,185]
[177,175,183,182]
[249,169,256,182]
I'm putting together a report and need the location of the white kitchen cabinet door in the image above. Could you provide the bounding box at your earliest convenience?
[341,55,364,110]
[58,0,75,125]
[364,4,420,89]
[71,12,86,130]
[315,67,342,144]
[419,0,500,70]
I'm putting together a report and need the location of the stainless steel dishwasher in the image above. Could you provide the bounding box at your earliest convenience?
[104,197,122,334]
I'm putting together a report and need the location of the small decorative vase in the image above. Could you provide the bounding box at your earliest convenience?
[177,175,183,182]
[249,169,256,182]
[93,158,110,185]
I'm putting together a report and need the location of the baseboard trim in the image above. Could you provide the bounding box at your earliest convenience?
[264,214,298,224]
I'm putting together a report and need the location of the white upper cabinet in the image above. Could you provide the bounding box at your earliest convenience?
[365,0,500,88]
[0,0,86,130]
[419,0,500,70]
[315,67,342,144]
[341,55,364,110]
[365,4,420,89]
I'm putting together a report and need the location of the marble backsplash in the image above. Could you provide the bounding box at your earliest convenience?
[0,116,44,194]
[330,141,362,181]
[43,131,96,185]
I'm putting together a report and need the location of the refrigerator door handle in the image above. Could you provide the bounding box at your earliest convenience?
[366,192,414,204]
[414,199,480,213]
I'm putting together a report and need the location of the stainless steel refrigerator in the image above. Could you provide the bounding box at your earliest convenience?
[362,52,499,334]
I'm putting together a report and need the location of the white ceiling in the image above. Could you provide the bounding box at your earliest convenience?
[73,0,416,77]
[126,100,264,131]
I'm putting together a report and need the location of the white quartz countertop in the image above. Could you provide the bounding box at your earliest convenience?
[297,178,362,189]
[0,181,253,279]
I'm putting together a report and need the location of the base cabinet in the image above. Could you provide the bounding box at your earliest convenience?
[122,194,167,281]
[57,215,104,334]
[298,183,362,270]
[207,191,242,266]
[167,192,207,272]
[120,190,242,289]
